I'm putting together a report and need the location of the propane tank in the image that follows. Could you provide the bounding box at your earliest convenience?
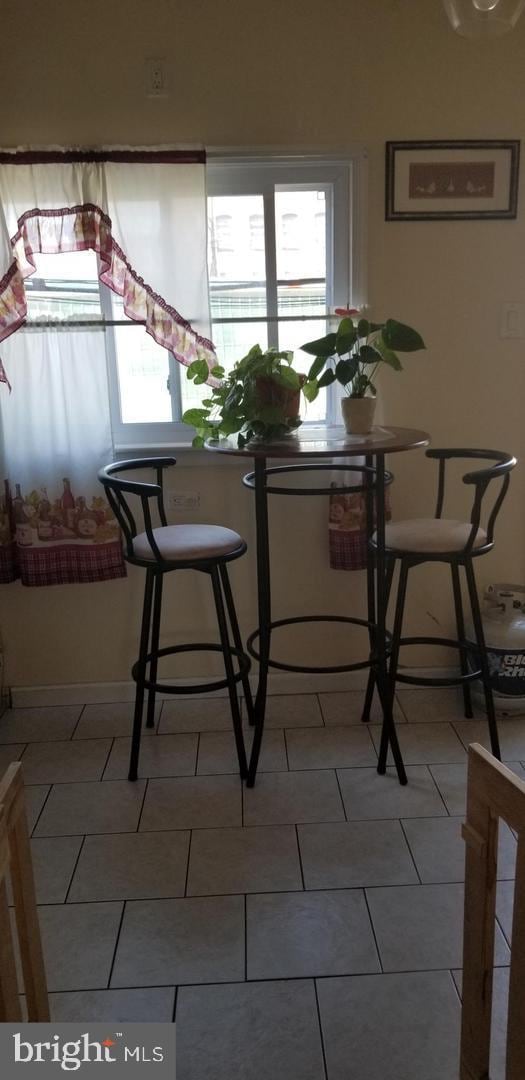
[467,584,525,716]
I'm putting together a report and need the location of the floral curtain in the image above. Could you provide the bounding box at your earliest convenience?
[0,149,213,586]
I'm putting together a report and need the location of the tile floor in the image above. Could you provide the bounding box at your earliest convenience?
[2,687,523,1079]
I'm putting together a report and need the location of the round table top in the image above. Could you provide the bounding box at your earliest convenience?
[205,424,430,459]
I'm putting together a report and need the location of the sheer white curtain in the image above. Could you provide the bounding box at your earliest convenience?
[0,149,211,585]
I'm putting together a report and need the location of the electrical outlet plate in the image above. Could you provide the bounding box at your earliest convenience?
[166,491,200,511]
[145,58,168,98]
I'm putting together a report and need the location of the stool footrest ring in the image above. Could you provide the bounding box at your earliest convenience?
[247,615,392,675]
[132,642,250,696]
[394,635,482,688]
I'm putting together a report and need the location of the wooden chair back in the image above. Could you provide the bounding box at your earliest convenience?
[0,762,49,1021]
[461,743,525,1079]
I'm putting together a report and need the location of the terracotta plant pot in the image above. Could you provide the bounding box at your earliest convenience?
[341,395,376,435]
[255,375,302,421]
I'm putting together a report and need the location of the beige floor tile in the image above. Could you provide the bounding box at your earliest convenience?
[0,706,81,743]
[187,825,302,895]
[140,775,241,831]
[50,986,175,1022]
[30,836,83,904]
[0,744,26,774]
[319,690,405,725]
[397,688,470,723]
[298,820,418,890]
[429,761,525,816]
[243,770,344,827]
[159,697,237,733]
[317,971,461,1080]
[34,780,146,836]
[285,726,377,770]
[262,695,324,728]
[247,889,380,979]
[197,728,286,774]
[24,785,51,833]
[20,739,112,784]
[452,967,508,1080]
[402,816,516,883]
[367,883,509,972]
[38,902,123,991]
[103,733,198,780]
[453,717,525,759]
[111,896,244,987]
[370,721,466,765]
[337,765,447,820]
[74,701,161,739]
[68,830,190,901]
[177,980,325,1080]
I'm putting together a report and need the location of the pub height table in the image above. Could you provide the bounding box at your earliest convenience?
[206,425,430,787]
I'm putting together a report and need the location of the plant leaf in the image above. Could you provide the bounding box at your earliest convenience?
[357,318,370,338]
[210,365,225,378]
[307,355,326,381]
[302,380,319,402]
[274,366,301,390]
[317,368,337,388]
[382,319,425,352]
[359,344,382,365]
[335,319,357,356]
[182,408,209,426]
[374,335,403,371]
[300,333,337,358]
[335,357,359,385]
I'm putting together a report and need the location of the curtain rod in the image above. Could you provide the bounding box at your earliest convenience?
[0,151,206,165]
[21,313,333,330]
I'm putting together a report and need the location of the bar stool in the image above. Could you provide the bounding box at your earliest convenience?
[372,448,516,772]
[98,457,251,781]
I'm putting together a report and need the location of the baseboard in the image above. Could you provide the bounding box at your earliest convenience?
[10,667,459,708]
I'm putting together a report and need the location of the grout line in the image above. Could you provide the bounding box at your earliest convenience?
[315,693,326,727]
[100,737,115,781]
[63,834,87,904]
[398,818,423,885]
[244,894,248,982]
[283,729,291,771]
[70,704,86,740]
[426,765,453,817]
[334,769,348,822]
[183,831,193,898]
[136,778,150,833]
[313,979,329,1080]
[194,732,201,777]
[29,782,54,837]
[171,985,178,1023]
[449,968,462,1003]
[295,825,306,891]
[106,901,127,990]
[363,888,384,974]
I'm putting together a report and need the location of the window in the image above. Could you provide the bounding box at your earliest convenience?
[25,155,365,447]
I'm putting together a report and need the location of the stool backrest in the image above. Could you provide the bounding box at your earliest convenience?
[426,448,516,551]
[98,457,176,561]
[0,762,49,1021]
[461,744,525,1079]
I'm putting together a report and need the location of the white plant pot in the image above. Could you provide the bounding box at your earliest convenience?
[341,396,377,435]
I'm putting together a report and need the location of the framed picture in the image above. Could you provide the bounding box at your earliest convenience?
[385,140,520,221]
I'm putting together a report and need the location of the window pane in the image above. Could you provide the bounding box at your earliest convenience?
[208,194,268,372]
[275,189,326,280]
[110,297,171,424]
[25,250,101,319]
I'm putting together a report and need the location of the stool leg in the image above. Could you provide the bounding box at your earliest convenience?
[378,559,409,775]
[219,563,254,726]
[146,573,163,729]
[211,565,248,779]
[362,557,396,723]
[465,558,501,760]
[451,563,473,719]
[129,569,154,782]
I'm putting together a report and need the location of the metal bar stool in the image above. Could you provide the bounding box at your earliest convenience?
[369,448,516,773]
[98,457,252,781]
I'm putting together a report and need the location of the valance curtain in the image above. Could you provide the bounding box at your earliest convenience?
[0,149,213,586]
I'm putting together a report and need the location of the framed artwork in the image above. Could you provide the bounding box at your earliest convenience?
[385,140,520,221]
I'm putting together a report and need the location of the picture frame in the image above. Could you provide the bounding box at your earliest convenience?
[385,140,520,221]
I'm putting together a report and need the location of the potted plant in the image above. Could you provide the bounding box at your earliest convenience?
[182,344,318,447]
[301,308,425,434]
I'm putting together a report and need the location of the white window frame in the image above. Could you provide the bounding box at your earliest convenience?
[108,150,367,450]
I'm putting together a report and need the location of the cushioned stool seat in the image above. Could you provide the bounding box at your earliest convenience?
[133,524,244,562]
[378,518,487,554]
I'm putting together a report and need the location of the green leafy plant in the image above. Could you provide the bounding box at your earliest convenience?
[301,308,425,399]
[182,345,318,448]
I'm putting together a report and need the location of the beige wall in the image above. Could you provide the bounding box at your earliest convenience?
[1,0,524,687]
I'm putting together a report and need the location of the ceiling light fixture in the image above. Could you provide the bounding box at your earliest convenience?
[443,0,525,36]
